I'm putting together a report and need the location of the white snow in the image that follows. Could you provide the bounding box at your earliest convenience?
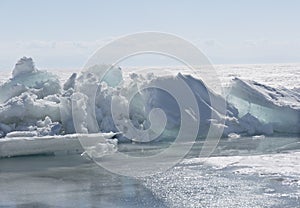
[0,57,60,103]
[144,148,300,208]
[0,92,60,124]
[183,151,300,177]
[0,132,117,158]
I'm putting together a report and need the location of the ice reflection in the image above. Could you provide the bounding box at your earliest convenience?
[0,155,167,208]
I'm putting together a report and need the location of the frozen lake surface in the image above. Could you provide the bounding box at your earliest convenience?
[1,136,299,208]
[0,155,167,208]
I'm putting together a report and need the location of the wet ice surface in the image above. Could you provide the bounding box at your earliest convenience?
[1,136,300,208]
[0,155,167,208]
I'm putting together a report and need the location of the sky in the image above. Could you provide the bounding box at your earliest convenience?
[0,0,300,70]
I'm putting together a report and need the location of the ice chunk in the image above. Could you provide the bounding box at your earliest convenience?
[0,57,61,103]
[80,64,123,87]
[12,57,37,78]
[63,73,77,90]
[228,133,240,139]
[35,116,62,136]
[59,97,75,134]
[0,123,13,134]
[0,133,118,158]
[36,116,52,127]
[239,113,273,135]
[228,78,300,134]
[252,135,265,140]
[6,131,38,138]
[0,92,60,124]
[76,68,279,140]
[0,82,28,103]
[81,138,118,159]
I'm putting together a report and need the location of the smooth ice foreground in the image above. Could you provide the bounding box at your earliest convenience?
[1,137,299,208]
[0,154,167,208]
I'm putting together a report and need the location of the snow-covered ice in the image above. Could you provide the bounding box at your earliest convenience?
[1,57,298,145]
[142,137,300,208]
[0,132,118,158]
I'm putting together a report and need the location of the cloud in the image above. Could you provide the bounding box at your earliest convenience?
[0,39,115,70]
[202,39,220,48]
[0,37,300,70]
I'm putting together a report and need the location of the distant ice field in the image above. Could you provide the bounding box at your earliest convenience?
[1,63,300,89]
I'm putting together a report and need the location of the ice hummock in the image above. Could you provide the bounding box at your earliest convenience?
[0,57,299,157]
[74,67,278,140]
[0,57,61,103]
[63,73,77,91]
[228,78,300,133]
[12,57,37,78]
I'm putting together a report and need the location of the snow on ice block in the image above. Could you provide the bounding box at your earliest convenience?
[0,132,118,158]
[0,57,61,103]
